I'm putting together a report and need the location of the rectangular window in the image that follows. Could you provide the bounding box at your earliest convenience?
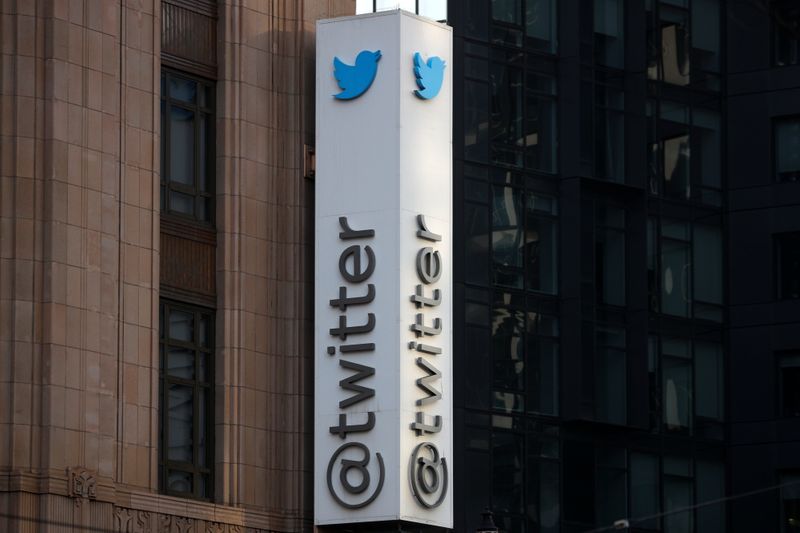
[694,341,724,422]
[595,77,625,182]
[661,220,691,317]
[596,448,627,527]
[159,301,214,500]
[663,457,693,533]
[779,353,800,417]
[526,430,561,532]
[692,224,723,320]
[492,185,558,294]
[777,233,800,299]
[775,118,800,182]
[161,70,215,223]
[782,472,800,532]
[594,0,625,68]
[773,0,800,67]
[525,0,557,53]
[696,461,726,533]
[631,453,660,531]
[663,338,692,433]
[595,325,627,425]
[595,204,626,306]
[491,297,560,417]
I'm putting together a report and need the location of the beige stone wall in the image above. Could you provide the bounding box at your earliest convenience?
[0,0,354,531]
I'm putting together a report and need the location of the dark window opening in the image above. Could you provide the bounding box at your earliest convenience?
[775,118,800,183]
[159,301,214,500]
[777,233,800,300]
[780,353,800,417]
[161,70,215,224]
[781,472,800,532]
[773,0,800,66]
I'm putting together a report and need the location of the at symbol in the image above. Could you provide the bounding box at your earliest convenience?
[409,442,448,508]
[326,442,385,509]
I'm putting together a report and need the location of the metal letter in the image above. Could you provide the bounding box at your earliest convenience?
[416,215,442,242]
[326,442,385,509]
[338,360,375,408]
[415,247,442,284]
[415,357,442,406]
[410,284,442,308]
[329,412,376,438]
[339,245,376,283]
[410,411,443,435]
[339,216,375,240]
[408,442,448,509]
[411,313,442,337]
[408,341,442,355]
[330,284,376,311]
[329,313,376,340]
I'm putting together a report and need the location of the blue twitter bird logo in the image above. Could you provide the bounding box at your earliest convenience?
[413,52,446,100]
[333,50,382,100]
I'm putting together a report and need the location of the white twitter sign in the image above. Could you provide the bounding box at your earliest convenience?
[315,10,453,528]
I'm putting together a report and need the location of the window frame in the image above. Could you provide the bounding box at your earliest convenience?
[774,116,800,183]
[776,232,800,300]
[159,299,215,501]
[160,69,216,225]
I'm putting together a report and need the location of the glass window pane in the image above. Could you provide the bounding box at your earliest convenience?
[663,135,690,199]
[169,76,197,104]
[492,432,524,513]
[492,0,521,24]
[662,238,690,317]
[525,96,557,173]
[527,337,559,415]
[664,476,693,533]
[691,0,720,72]
[776,119,800,182]
[198,388,208,467]
[693,225,722,305]
[491,65,524,147]
[167,347,195,379]
[595,207,626,306]
[199,115,208,192]
[525,0,556,52]
[167,469,193,494]
[595,90,625,181]
[167,384,194,462]
[169,107,195,187]
[170,191,195,216]
[465,80,489,162]
[664,357,692,431]
[596,346,626,424]
[778,233,800,299]
[781,473,800,532]
[594,0,624,67]
[525,200,558,294]
[697,461,725,533]
[661,10,691,85]
[695,342,723,420]
[631,453,660,531]
[780,355,800,417]
[695,109,721,190]
[169,310,194,342]
[596,449,627,527]
[493,186,524,268]
[465,204,490,285]
[492,307,525,392]
[199,314,212,348]
[774,2,800,67]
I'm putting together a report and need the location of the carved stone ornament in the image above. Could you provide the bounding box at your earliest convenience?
[67,467,97,501]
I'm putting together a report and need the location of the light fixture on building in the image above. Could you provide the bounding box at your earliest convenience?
[476,508,499,533]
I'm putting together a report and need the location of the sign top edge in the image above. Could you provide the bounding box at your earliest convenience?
[316,9,453,32]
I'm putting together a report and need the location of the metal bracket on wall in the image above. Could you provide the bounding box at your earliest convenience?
[305,144,316,180]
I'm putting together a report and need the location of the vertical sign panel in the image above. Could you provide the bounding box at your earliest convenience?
[315,10,453,528]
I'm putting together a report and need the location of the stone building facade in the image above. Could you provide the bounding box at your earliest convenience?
[0,1,354,531]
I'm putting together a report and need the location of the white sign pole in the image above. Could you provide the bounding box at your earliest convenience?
[314,10,453,528]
